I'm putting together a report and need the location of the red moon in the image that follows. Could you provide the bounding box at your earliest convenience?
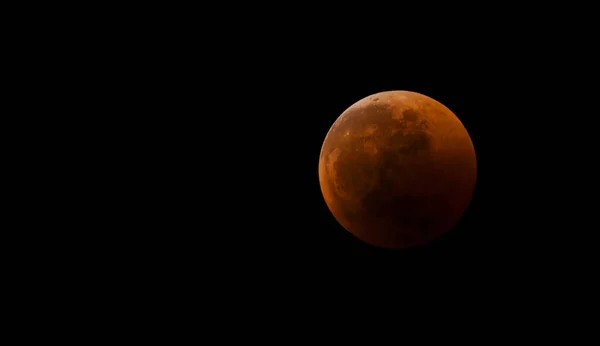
[318,90,477,249]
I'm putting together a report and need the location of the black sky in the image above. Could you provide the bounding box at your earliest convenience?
[15,6,598,333]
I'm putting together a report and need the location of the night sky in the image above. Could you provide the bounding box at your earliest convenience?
[28,6,595,328]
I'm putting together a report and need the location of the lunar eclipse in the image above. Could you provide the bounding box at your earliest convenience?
[318,90,477,249]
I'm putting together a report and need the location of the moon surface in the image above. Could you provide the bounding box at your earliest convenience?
[318,90,477,249]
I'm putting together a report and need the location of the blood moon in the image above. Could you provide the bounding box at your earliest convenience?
[318,90,477,249]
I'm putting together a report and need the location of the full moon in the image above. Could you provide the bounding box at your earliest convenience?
[318,90,477,249]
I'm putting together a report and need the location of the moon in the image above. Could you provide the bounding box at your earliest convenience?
[318,90,477,249]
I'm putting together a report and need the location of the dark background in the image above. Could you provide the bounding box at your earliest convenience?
[9,5,597,336]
